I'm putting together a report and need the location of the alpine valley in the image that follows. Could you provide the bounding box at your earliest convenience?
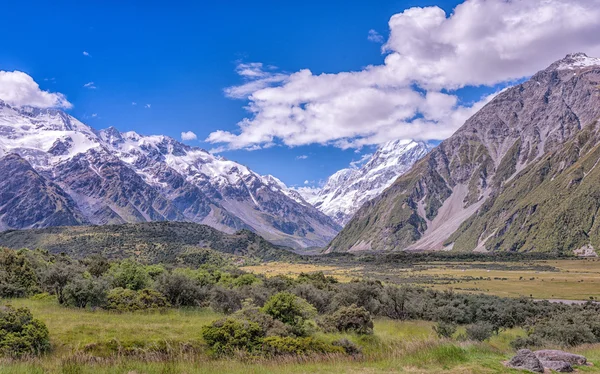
[329,53,600,256]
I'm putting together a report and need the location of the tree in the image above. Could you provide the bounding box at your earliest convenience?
[108,259,151,291]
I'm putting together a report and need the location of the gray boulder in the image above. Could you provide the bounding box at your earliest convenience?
[534,350,586,366]
[540,360,573,372]
[507,349,545,373]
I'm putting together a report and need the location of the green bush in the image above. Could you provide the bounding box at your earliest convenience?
[262,292,316,336]
[210,287,242,315]
[105,288,169,312]
[0,305,50,357]
[321,304,374,335]
[261,336,343,356]
[0,249,40,298]
[108,259,151,291]
[234,307,291,337]
[156,272,207,307]
[64,275,109,309]
[433,321,457,339]
[465,322,494,341]
[201,318,265,355]
[519,311,600,347]
[332,338,362,356]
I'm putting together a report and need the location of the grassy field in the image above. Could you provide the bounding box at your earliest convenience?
[242,258,600,300]
[1,298,600,373]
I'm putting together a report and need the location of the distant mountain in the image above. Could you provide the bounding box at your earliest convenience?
[0,102,340,248]
[0,222,297,262]
[296,140,430,225]
[329,53,600,256]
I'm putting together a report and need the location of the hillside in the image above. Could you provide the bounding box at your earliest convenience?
[328,53,600,255]
[0,222,297,262]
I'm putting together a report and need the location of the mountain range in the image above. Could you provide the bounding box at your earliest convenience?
[295,139,430,225]
[329,53,600,256]
[0,102,340,249]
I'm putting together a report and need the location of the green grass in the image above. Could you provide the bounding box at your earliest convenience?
[2,298,600,373]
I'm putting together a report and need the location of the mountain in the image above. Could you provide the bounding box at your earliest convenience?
[329,53,600,256]
[296,140,430,226]
[0,222,297,262]
[0,102,340,248]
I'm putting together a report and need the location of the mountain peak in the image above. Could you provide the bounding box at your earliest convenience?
[550,52,600,71]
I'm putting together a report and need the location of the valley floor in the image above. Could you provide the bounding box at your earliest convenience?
[243,258,600,300]
[2,299,600,373]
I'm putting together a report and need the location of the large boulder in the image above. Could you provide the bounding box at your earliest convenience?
[534,350,587,366]
[540,360,573,372]
[507,349,545,373]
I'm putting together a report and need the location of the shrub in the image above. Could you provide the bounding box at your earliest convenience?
[262,292,316,336]
[0,249,40,298]
[465,322,494,341]
[234,307,291,337]
[201,318,264,355]
[84,255,110,278]
[433,321,457,339]
[156,272,207,307]
[292,283,332,313]
[524,312,599,347]
[232,273,261,287]
[330,280,383,314]
[210,287,242,315]
[321,304,374,335]
[105,288,169,312]
[108,259,151,291]
[261,336,343,356]
[0,305,50,357]
[42,262,81,305]
[64,275,109,309]
[332,338,362,356]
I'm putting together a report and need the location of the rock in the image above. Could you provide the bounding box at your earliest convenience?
[534,350,587,366]
[540,360,573,372]
[507,349,545,373]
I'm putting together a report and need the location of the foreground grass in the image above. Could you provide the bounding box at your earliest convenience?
[3,298,600,373]
[243,258,600,300]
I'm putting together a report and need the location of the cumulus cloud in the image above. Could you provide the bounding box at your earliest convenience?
[296,155,308,160]
[367,29,384,43]
[181,131,198,141]
[83,81,97,89]
[0,70,72,109]
[208,0,600,151]
[83,51,90,57]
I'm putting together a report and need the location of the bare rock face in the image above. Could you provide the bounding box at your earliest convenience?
[534,350,587,366]
[539,360,573,372]
[507,349,545,373]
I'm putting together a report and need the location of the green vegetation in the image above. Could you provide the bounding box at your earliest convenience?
[0,305,49,358]
[0,222,297,262]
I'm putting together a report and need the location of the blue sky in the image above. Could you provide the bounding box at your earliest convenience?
[1,0,598,187]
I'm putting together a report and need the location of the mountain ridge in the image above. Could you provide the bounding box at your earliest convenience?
[328,53,600,255]
[0,101,340,248]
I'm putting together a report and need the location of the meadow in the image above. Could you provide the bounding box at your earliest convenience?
[4,298,600,374]
[243,258,600,300]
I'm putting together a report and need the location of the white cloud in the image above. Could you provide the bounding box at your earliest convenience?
[367,29,384,43]
[83,51,90,57]
[296,155,308,160]
[224,62,288,99]
[91,113,98,117]
[131,102,137,106]
[181,131,198,141]
[145,104,151,109]
[350,153,373,169]
[0,70,72,109]
[304,180,309,185]
[208,0,600,151]
[83,81,97,89]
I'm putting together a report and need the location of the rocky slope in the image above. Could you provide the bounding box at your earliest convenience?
[297,140,430,225]
[328,53,600,255]
[0,102,340,248]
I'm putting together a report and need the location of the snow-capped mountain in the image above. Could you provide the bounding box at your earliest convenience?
[0,100,340,248]
[296,140,430,225]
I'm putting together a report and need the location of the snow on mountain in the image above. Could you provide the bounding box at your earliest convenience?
[0,100,340,248]
[296,139,430,226]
